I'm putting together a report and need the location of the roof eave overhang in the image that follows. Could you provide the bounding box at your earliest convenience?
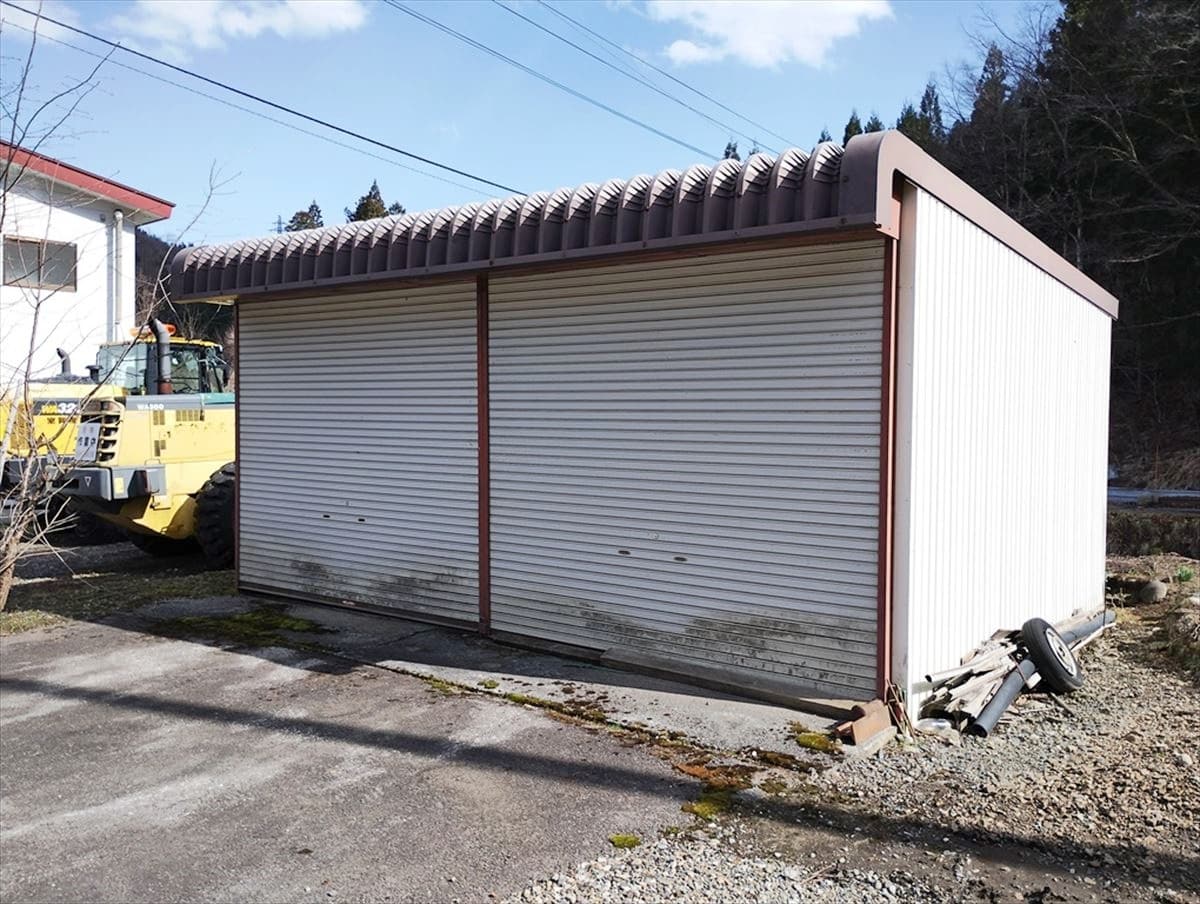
[173,215,884,306]
[3,144,175,224]
[839,131,1118,319]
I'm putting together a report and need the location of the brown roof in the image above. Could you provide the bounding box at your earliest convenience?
[172,131,1116,318]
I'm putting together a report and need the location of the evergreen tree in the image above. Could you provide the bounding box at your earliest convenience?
[285,201,324,232]
[895,103,919,134]
[818,126,832,142]
[345,180,407,222]
[946,44,1014,210]
[972,45,1009,120]
[722,140,740,161]
[864,112,885,132]
[842,110,862,145]
[896,82,947,154]
[918,81,945,146]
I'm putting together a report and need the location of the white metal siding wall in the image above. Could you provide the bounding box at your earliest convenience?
[488,243,885,699]
[894,187,1111,700]
[237,284,478,622]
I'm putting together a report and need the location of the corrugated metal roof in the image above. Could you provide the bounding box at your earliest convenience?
[173,131,1117,317]
[172,140,866,300]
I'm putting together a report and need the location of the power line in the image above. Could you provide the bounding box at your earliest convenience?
[537,0,797,149]
[384,0,714,160]
[0,0,523,195]
[553,9,645,82]
[0,16,489,196]
[490,0,774,154]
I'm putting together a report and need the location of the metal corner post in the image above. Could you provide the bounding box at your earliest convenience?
[476,272,491,635]
[876,233,899,697]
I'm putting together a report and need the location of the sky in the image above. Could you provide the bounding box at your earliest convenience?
[0,0,1039,247]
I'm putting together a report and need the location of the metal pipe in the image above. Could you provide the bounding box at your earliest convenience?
[966,658,1037,738]
[1060,609,1116,646]
[55,348,71,376]
[151,318,172,395]
[112,210,124,340]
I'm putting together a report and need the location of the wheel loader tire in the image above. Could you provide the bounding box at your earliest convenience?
[196,461,236,568]
[71,509,123,546]
[126,531,197,557]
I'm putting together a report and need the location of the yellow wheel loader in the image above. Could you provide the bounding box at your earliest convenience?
[2,350,114,488]
[2,329,231,544]
[55,320,237,564]
[2,330,226,484]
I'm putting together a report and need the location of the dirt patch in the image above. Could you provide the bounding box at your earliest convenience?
[673,761,755,790]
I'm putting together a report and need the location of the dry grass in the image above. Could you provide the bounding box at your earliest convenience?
[1108,511,1200,559]
[1114,446,1200,490]
[1,567,236,635]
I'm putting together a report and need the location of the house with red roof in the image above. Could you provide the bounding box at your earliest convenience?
[1,142,173,387]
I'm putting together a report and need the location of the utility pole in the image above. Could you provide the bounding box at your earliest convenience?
[274,215,284,234]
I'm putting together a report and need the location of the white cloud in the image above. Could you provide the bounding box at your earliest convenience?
[645,0,892,69]
[110,0,368,62]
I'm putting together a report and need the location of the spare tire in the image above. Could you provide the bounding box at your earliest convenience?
[1021,617,1084,694]
[196,461,236,567]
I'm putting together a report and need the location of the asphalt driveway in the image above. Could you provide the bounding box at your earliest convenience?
[0,616,694,903]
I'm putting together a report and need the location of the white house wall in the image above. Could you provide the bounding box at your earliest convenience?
[236,284,479,623]
[488,243,885,700]
[893,185,1111,703]
[0,177,136,388]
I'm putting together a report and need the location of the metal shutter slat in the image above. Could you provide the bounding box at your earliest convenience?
[489,241,884,699]
[238,283,478,625]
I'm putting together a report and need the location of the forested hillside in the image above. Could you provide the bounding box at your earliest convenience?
[902,0,1197,483]
[135,228,232,345]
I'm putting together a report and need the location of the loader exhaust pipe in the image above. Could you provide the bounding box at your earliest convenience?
[151,318,172,395]
[56,348,71,376]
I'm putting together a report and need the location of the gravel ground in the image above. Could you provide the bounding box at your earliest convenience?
[506,583,1200,904]
[505,827,953,904]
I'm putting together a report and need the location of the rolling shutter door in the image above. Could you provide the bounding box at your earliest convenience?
[237,284,478,624]
[488,242,884,699]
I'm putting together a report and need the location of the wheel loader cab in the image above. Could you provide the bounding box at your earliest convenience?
[94,338,227,395]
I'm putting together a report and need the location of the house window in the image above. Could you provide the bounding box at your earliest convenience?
[2,237,77,291]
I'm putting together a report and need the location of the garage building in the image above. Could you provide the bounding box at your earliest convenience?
[173,131,1116,710]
